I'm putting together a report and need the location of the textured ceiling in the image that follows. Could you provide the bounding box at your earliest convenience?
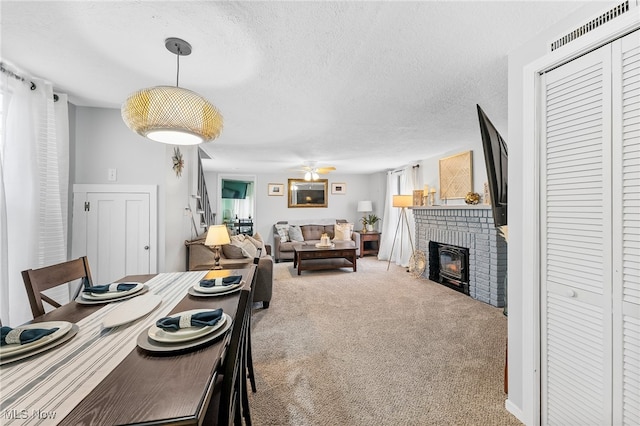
[1,1,587,174]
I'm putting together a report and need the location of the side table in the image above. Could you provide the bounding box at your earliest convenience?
[358,231,380,258]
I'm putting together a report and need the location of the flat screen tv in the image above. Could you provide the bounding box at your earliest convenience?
[477,104,507,227]
[221,180,248,199]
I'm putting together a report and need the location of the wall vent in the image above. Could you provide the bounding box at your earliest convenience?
[550,1,632,52]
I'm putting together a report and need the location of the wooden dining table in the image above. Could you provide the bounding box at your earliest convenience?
[0,267,255,425]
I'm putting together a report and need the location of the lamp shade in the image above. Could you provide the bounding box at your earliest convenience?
[392,195,413,208]
[204,225,231,247]
[357,201,373,213]
[121,86,223,145]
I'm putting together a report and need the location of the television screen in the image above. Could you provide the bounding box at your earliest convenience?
[477,104,507,227]
[221,180,248,199]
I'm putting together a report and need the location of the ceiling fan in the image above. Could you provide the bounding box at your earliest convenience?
[295,162,336,181]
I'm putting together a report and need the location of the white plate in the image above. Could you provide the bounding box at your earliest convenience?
[0,321,73,356]
[193,281,243,294]
[102,294,163,328]
[81,283,144,300]
[187,285,242,298]
[0,325,79,365]
[137,314,232,354]
[147,309,226,343]
[76,285,149,305]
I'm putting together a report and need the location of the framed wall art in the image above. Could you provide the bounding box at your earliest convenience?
[331,183,347,195]
[439,150,473,200]
[268,183,284,196]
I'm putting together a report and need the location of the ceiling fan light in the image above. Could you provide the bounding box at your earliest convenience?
[121,86,223,145]
[312,171,319,180]
[304,171,312,181]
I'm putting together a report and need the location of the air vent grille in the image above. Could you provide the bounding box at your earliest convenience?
[550,1,630,52]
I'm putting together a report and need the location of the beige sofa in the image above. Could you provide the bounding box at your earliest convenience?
[185,234,273,308]
[273,220,360,263]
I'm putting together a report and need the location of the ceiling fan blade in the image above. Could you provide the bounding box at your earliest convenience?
[316,167,336,174]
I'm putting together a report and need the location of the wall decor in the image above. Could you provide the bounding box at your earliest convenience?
[172,147,184,177]
[331,182,347,195]
[288,179,328,208]
[268,183,284,196]
[439,150,472,200]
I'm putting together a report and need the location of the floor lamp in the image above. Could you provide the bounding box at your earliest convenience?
[387,194,415,271]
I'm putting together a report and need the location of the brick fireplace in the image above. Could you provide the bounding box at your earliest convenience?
[412,206,506,307]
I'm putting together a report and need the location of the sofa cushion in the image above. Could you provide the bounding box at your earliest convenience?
[302,225,330,241]
[222,243,245,259]
[247,233,268,257]
[275,224,290,242]
[288,225,305,242]
[334,222,354,241]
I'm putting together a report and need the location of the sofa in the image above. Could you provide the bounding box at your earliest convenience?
[185,233,273,308]
[273,219,360,263]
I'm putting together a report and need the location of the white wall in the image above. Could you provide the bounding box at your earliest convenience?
[418,146,490,206]
[72,106,193,273]
[204,171,386,244]
[506,2,615,424]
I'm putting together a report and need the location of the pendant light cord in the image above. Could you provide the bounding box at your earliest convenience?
[175,47,180,87]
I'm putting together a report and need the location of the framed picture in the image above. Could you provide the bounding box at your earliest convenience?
[331,183,347,195]
[268,183,284,196]
[439,150,473,200]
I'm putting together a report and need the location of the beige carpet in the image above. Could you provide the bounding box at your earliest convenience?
[248,258,522,426]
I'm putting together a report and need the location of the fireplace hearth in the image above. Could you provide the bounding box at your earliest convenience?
[429,241,470,295]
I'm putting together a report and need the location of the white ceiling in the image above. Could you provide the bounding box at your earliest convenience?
[1,1,588,174]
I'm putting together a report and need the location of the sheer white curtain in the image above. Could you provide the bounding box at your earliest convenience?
[1,61,69,325]
[378,166,419,267]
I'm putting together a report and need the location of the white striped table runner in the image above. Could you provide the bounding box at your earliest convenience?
[0,271,207,425]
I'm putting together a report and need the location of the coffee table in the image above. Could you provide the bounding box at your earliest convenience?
[293,245,357,275]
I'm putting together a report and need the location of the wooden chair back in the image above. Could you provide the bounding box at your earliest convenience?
[21,256,93,318]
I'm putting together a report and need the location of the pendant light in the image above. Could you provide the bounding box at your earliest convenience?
[121,37,223,145]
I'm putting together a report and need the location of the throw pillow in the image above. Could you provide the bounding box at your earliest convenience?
[229,235,257,258]
[288,225,305,242]
[246,234,267,257]
[334,222,354,241]
[222,242,245,259]
[275,224,290,242]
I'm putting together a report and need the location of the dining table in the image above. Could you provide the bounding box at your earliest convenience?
[0,266,255,425]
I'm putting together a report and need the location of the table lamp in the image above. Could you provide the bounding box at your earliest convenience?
[204,224,231,269]
[357,200,373,232]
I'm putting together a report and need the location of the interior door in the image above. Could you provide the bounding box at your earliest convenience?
[72,185,157,285]
[540,42,613,425]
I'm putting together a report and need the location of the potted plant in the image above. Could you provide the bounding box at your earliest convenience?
[366,214,379,232]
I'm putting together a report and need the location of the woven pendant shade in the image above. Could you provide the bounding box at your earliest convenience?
[122,85,223,145]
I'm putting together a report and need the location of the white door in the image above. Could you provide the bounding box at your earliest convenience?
[540,30,640,425]
[540,42,613,425]
[72,185,157,285]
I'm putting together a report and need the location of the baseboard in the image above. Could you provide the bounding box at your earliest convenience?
[505,399,526,425]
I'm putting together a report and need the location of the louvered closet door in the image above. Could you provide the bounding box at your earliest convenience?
[541,44,613,426]
[613,31,640,426]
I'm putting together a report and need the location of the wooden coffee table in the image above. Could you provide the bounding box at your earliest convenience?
[293,245,357,275]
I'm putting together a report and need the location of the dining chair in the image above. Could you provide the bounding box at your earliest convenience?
[209,288,251,426]
[21,256,93,318]
[246,249,261,393]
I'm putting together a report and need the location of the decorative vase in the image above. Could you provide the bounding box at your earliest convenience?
[465,192,480,205]
[366,224,373,232]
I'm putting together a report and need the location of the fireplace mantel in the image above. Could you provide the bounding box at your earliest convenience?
[413,205,506,307]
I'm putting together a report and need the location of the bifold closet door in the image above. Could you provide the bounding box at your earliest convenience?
[612,31,640,426]
[540,43,613,425]
[541,29,640,426]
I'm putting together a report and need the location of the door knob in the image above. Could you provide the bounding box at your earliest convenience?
[144,246,149,250]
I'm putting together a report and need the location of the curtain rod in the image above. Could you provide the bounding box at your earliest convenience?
[390,164,419,174]
[0,62,59,102]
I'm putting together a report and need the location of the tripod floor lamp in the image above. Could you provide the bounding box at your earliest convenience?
[387,194,414,270]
